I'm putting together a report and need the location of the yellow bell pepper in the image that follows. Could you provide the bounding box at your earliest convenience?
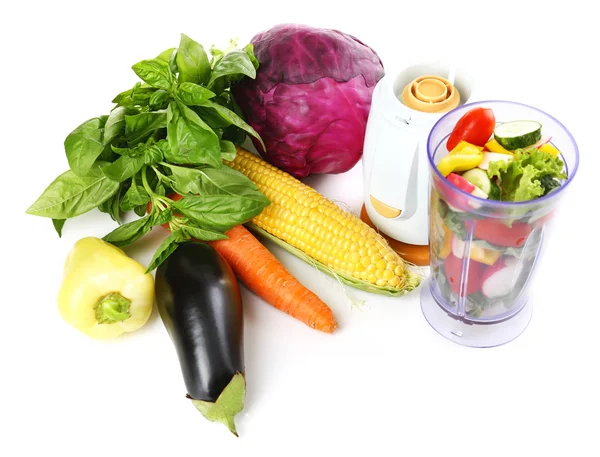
[539,143,560,158]
[485,138,514,156]
[57,237,155,339]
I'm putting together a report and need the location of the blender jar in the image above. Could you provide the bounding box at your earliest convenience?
[420,100,579,348]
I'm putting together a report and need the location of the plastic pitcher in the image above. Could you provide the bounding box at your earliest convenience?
[420,100,579,347]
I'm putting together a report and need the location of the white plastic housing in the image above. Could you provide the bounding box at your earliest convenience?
[362,61,475,245]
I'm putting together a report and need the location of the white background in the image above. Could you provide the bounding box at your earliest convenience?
[2,1,598,456]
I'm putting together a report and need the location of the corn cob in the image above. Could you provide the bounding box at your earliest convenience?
[227,148,422,296]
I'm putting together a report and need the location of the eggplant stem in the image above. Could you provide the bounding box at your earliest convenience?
[189,372,245,437]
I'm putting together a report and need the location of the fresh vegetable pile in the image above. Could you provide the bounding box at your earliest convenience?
[25,28,422,438]
[430,106,568,319]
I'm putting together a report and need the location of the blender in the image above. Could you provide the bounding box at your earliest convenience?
[420,101,579,347]
[361,62,475,265]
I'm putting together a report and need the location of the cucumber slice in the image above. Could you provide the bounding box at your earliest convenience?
[462,168,491,194]
[494,120,542,150]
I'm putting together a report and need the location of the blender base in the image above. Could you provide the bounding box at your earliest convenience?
[420,277,533,348]
[359,205,430,266]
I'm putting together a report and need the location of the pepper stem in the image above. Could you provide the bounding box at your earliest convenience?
[95,293,132,324]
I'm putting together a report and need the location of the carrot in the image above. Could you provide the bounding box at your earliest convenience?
[209,225,337,333]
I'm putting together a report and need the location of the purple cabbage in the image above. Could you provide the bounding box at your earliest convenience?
[233,24,384,178]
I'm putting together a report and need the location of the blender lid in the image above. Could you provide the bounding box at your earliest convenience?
[402,75,460,113]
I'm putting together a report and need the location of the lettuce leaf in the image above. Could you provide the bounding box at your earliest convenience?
[487,148,567,202]
[444,209,466,240]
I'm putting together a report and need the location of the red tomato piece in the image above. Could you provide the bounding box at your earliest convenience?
[447,107,496,151]
[473,219,533,247]
[443,253,484,296]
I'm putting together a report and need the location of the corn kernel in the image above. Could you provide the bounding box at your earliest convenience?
[371,253,383,264]
[384,252,395,262]
[389,276,401,287]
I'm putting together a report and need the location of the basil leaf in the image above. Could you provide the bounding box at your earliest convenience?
[152,208,173,226]
[64,117,106,176]
[120,177,150,211]
[208,50,256,90]
[209,43,224,64]
[165,101,221,167]
[134,205,148,217]
[197,166,261,195]
[243,43,259,70]
[103,215,152,247]
[168,49,179,75]
[26,162,119,219]
[156,48,176,62]
[52,219,65,237]
[104,106,127,145]
[220,140,237,161]
[112,84,156,107]
[200,100,264,151]
[146,230,187,273]
[155,181,166,196]
[98,184,123,224]
[174,193,269,231]
[162,163,260,197]
[109,187,123,224]
[111,144,141,157]
[145,143,164,165]
[156,48,178,75]
[149,89,170,110]
[162,164,204,194]
[176,34,210,85]
[125,111,167,145]
[193,106,231,129]
[131,59,174,91]
[176,82,215,106]
[184,225,228,241]
[102,155,145,182]
[222,126,246,147]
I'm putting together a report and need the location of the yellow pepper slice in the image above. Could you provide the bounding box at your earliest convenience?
[469,245,502,266]
[450,140,484,154]
[539,143,560,158]
[437,152,484,176]
[485,138,514,156]
[439,225,453,259]
[438,140,485,176]
[57,237,155,339]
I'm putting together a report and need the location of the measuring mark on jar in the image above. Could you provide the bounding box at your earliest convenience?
[450,329,463,338]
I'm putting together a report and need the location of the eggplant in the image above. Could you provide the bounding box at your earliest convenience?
[155,241,245,436]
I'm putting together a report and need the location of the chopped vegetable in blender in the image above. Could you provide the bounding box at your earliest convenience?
[432,106,570,318]
[487,148,567,202]
[438,107,568,203]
